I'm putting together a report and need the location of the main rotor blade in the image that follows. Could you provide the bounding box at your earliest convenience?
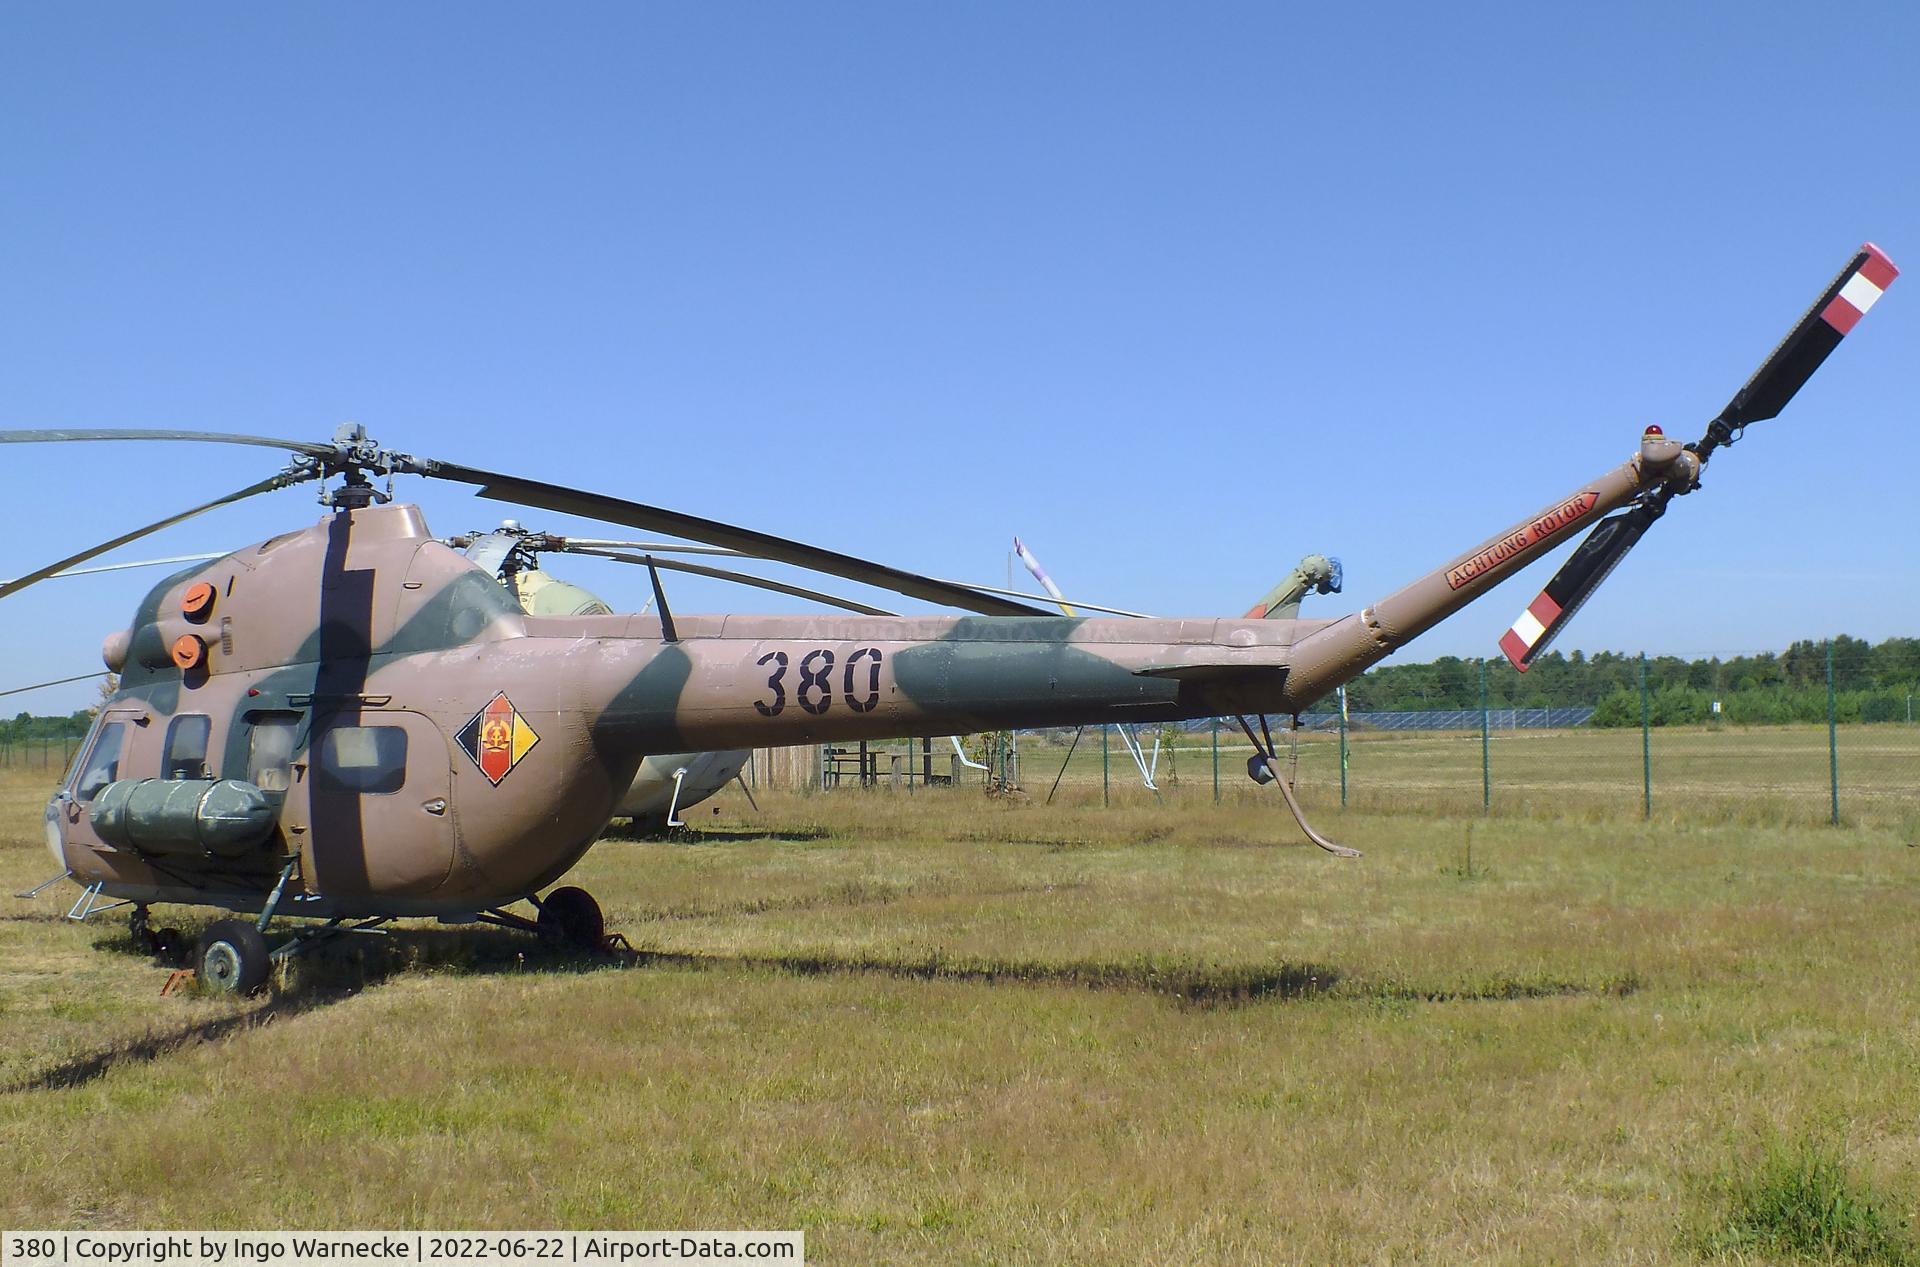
[0,473,305,601]
[928,577,1154,619]
[0,671,109,700]
[1,553,228,587]
[555,539,746,557]
[0,428,335,458]
[418,461,1048,616]
[1717,243,1899,430]
[569,548,899,616]
[1497,507,1657,671]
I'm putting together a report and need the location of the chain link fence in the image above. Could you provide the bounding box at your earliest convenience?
[0,735,82,774]
[926,641,1920,831]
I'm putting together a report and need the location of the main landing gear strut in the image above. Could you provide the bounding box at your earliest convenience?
[128,904,188,965]
[188,884,614,997]
[56,872,619,997]
[476,885,611,953]
[1236,713,1361,858]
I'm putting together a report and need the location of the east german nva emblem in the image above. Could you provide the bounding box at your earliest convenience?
[456,691,540,786]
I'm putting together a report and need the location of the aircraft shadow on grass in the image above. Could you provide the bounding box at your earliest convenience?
[598,826,836,844]
[10,893,1634,1094]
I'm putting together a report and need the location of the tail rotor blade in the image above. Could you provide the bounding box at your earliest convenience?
[1717,243,1898,431]
[1498,507,1656,670]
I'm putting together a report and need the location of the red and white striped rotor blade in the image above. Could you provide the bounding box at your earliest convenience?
[1498,509,1655,671]
[1720,243,1898,428]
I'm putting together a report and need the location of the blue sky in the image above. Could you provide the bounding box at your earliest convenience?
[3,3,1915,711]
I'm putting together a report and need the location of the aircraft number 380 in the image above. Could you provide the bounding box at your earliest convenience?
[754,646,884,717]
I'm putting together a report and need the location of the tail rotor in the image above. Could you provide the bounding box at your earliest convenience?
[1500,244,1898,670]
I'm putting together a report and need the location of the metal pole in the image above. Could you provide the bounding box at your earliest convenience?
[1479,660,1490,814]
[1339,689,1349,808]
[1102,724,1110,807]
[1046,727,1084,805]
[1205,717,1221,806]
[1828,639,1840,826]
[1640,653,1651,819]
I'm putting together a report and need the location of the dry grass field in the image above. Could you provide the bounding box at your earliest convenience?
[3,764,1919,1263]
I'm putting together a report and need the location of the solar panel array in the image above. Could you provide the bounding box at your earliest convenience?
[1295,706,1597,732]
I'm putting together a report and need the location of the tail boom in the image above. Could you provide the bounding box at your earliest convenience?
[1280,433,1698,709]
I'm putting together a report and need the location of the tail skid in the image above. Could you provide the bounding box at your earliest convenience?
[1236,715,1360,858]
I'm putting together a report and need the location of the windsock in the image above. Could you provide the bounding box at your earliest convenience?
[1013,537,1076,617]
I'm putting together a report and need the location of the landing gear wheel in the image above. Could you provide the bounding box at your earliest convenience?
[196,920,271,995]
[537,886,605,951]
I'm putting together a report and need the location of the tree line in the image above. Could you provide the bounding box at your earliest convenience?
[2,710,94,745]
[1339,636,1920,727]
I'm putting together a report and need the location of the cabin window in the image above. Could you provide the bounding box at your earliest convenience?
[163,714,212,780]
[247,713,303,793]
[73,721,129,802]
[315,726,408,795]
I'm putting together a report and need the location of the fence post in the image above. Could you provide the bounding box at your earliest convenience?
[1479,660,1490,814]
[1640,653,1651,819]
[1210,718,1219,805]
[1101,724,1109,808]
[1338,687,1349,808]
[1827,639,1840,826]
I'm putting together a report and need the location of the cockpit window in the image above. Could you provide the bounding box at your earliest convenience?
[73,722,128,802]
[163,714,212,780]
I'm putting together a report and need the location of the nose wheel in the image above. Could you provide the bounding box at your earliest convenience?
[128,905,188,965]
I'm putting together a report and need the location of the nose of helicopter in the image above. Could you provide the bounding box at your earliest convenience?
[43,798,67,870]
[102,629,129,672]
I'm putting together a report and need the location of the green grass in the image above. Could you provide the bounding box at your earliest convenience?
[3,769,1919,1263]
[1703,1134,1918,1264]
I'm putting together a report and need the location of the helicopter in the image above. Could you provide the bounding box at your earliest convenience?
[1,241,1895,994]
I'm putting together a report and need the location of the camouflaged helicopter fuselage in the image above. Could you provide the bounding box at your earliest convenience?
[50,434,1695,918]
